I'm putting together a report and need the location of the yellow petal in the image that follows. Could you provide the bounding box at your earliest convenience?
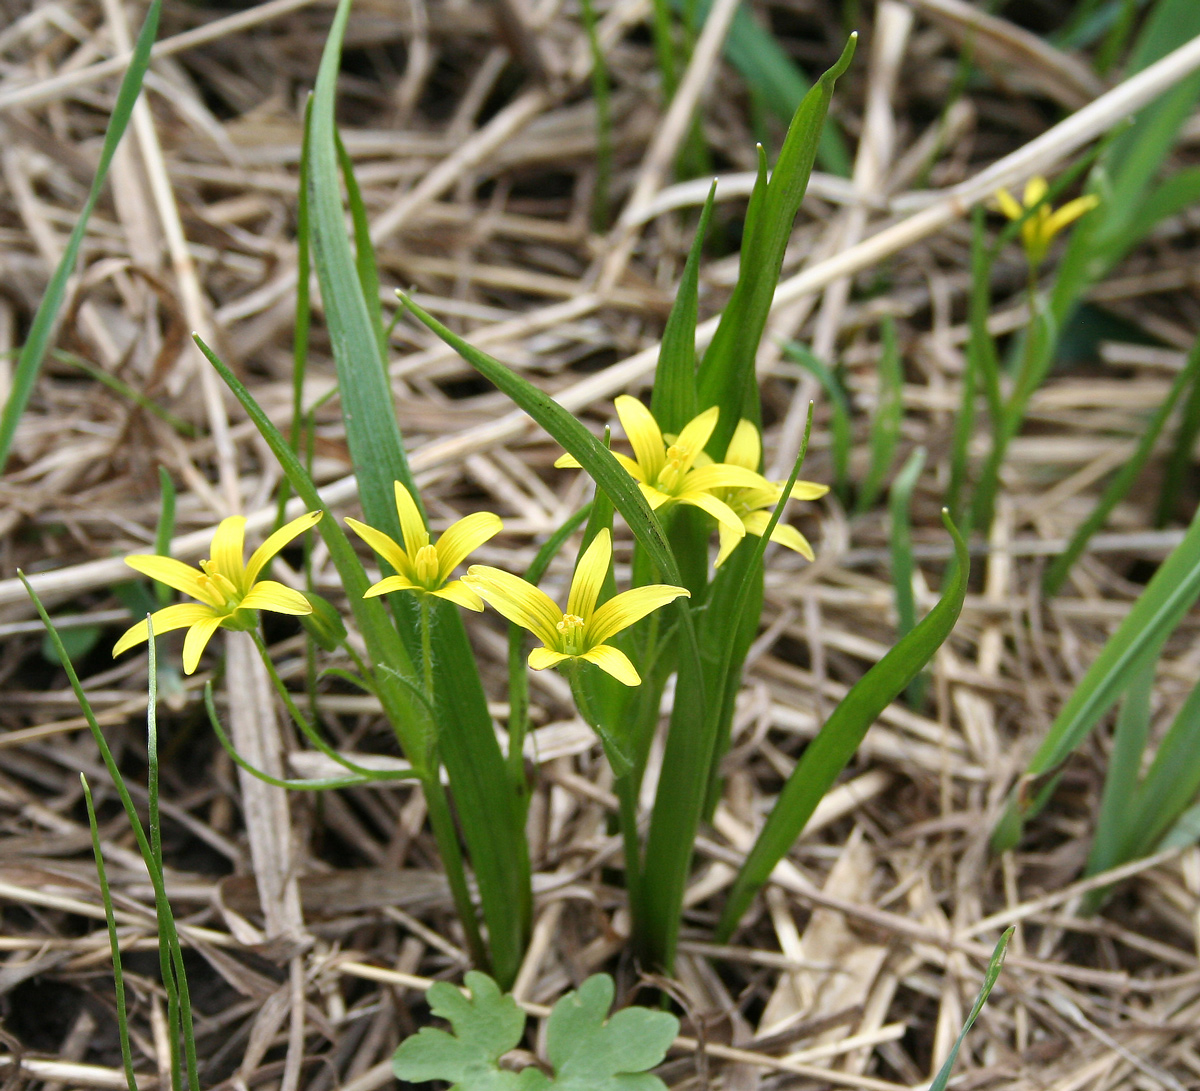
[239,581,313,614]
[436,511,503,581]
[637,482,672,510]
[579,644,640,686]
[182,615,226,675]
[678,489,747,534]
[743,511,816,560]
[112,603,219,658]
[464,565,563,647]
[589,583,689,646]
[686,464,771,493]
[554,452,582,469]
[431,580,486,611]
[210,516,248,588]
[567,528,611,620]
[124,555,219,606]
[614,396,666,481]
[672,405,720,470]
[786,479,829,501]
[363,573,420,598]
[613,452,646,482]
[394,480,430,554]
[528,646,571,672]
[995,188,1024,222]
[244,510,323,586]
[346,517,413,579]
[1023,175,1048,208]
[1043,194,1099,241]
[713,522,745,568]
[725,419,761,470]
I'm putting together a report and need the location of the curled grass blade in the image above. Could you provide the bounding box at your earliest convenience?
[717,510,968,939]
[0,0,162,469]
[927,929,1013,1091]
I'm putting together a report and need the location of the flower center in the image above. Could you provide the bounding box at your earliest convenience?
[414,544,441,587]
[556,613,587,654]
[656,443,690,494]
[198,560,241,610]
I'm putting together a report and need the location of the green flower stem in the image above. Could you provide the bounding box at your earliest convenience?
[567,662,641,917]
[419,596,435,706]
[247,628,380,779]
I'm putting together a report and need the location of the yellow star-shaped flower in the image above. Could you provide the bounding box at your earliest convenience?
[995,176,1099,268]
[556,397,769,538]
[464,528,688,686]
[714,419,828,567]
[113,510,323,674]
[346,481,502,611]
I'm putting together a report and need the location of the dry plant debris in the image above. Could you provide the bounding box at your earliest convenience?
[2,0,1200,1089]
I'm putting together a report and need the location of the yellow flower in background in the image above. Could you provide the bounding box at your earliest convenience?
[113,511,322,674]
[555,397,769,539]
[464,528,689,686]
[995,176,1099,268]
[346,480,502,611]
[714,419,828,568]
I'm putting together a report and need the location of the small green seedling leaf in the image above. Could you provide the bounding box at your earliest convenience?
[538,974,678,1090]
[392,974,678,1091]
[393,972,527,1089]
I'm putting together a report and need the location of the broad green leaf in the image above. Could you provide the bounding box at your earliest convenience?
[717,510,968,938]
[993,498,1200,851]
[542,975,678,1090]
[393,972,526,1089]
[927,929,1012,1091]
[310,0,529,987]
[698,35,856,455]
[0,0,161,469]
[651,183,715,434]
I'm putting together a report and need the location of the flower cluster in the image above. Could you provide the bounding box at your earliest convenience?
[114,403,823,686]
[996,175,1099,269]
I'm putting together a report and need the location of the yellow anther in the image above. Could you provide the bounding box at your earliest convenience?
[414,544,441,585]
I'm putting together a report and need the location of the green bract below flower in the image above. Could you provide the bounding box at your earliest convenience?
[464,528,689,686]
[113,510,322,674]
[556,397,770,538]
[346,480,503,610]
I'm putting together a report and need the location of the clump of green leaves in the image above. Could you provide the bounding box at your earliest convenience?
[393,973,679,1090]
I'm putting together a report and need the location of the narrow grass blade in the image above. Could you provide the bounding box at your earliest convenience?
[310,0,529,986]
[0,0,161,469]
[1044,343,1195,595]
[24,592,200,1091]
[335,130,387,363]
[889,446,927,707]
[927,929,1013,1091]
[580,0,612,230]
[154,467,176,608]
[698,35,857,454]
[1083,655,1154,884]
[781,342,851,497]
[856,316,903,513]
[993,499,1200,851]
[82,774,138,1091]
[651,183,715,434]
[1157,334,1200,526]
[717,510,968,939]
